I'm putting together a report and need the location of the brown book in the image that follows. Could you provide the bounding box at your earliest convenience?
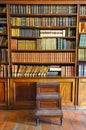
[11,39,17,50]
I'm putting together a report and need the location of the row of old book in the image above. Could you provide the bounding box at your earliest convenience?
[11,28,75,37]
[80,5,86,15]
[0,36,8,46]
[10,4,77,14]
[78,49,86,60]
[0,6,6,13]
[11,38,76,51]
[0,26,7,34]
[78,63,86,76]
[79,34,86,46]
[12,52,75,63]
[0,65,8,77]
[11,29,67,37]
[79,22,86,33]
[0,49,8,62]
[11,17,76,26]
[12,65,75,77]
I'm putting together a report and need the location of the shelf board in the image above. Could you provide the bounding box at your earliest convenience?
[0,77,8,79]
[79,46,86,49]
[80,15,86,19]
[12,62,75,65]
[11,76,75,79]
[0,45,8,48]
[76,76,86,78]
[10,13,77,17]
[0,13,6,16]
[11,49,76,52]
[79,32,86,34]
[11,26,76,29]
[0,33,7,36]
[78,60,86,62]
[11,36,76,39]
[0,62,9,65]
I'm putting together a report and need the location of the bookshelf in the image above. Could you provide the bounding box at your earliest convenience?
[0,4,8,77]
[9,3,77,109]
[0,4,8,108]
[0,0,86,109]
[78,4,86,108]
[10,4,76,78]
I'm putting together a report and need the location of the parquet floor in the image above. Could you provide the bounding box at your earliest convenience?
[0,109,86,130]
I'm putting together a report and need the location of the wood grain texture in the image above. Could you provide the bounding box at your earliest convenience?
[78,79,86,108]
[0,109,86,130]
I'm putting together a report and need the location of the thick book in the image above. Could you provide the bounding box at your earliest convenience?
[46,71,60,77]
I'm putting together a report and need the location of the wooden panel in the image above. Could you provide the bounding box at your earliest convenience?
[10,78,75,108]
[37,100,60,109]
[10,79,36,109]
[0,79,8,108]
[78,79,86,108]
[60,82,73,102]
[60,81,75,107]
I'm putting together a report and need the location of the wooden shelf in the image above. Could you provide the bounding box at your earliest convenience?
[78,60,86,62]
[0,62,9,65]
[78,46,86,49]
[11,26,76,29]
[80,15,86,19]
[0,45,8,48]
[0,13,6,16]
[0,33,7,36]
[11,76,75,79]
[79,32,86,34]
[10,13,77,17]
[11,49,76,52]
[11,36,76,39]
[12,62,75,65]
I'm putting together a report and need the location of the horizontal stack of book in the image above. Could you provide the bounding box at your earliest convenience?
[40,30,66,37]
[12,65,75,77]
[11,38,75,50]
[11,17,76,26]
[57,38,75,49]
[11,39,36,50]
[10,4,77,14]
[12,52,75,63]
[11,29,67,37]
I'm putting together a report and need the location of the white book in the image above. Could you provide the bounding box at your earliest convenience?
[49,67,61,71]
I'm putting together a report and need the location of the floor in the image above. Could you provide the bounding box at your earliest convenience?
[0,109,86,130]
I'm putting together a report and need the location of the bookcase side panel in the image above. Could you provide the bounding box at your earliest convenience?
[0,79,8,109]
[78,78,86,108]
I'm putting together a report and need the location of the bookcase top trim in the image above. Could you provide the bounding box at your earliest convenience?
[1,0,86,4]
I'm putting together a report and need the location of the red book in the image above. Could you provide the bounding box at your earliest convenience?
[11,39,17,50]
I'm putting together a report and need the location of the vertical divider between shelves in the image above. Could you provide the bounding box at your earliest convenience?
[7,4,12,78]
[75,4,80,108]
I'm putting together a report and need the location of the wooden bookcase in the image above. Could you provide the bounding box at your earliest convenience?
[0,0,86,109]
[0,4,8,108]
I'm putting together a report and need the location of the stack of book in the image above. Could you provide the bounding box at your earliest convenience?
[46,66,61,77]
